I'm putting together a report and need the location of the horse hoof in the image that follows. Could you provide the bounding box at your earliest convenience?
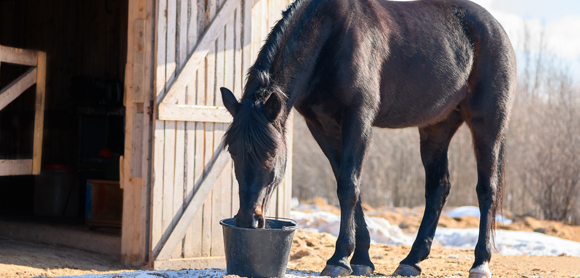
[469,263,491,278]
[351,264,374,276]
[320,265,352,277]
[392,264,421,277]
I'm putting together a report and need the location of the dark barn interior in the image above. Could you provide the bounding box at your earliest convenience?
[0,0,129,254]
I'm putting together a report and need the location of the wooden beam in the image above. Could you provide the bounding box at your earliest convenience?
[32,52,46,175]
[0,67,37,111]
[155,144,230,261]
[158,104,233,123]
[153,256,225,270]
[0,45,38,66]
[157,0,240,105]
[133,19,146,103]
[0,160,32,176]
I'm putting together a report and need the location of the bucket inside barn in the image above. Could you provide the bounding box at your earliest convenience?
[33,165,77,217]
[220,217,298,278]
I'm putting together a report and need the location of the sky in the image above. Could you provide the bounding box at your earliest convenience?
[393,0,580,83]
[468,0,580,82]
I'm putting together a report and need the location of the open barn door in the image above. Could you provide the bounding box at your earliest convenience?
[0,46,46,176]
[150,0,292,269]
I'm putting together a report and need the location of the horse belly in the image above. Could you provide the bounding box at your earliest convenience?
[374,79,468,129]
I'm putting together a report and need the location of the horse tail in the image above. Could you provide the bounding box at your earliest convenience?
[491,135,506,247]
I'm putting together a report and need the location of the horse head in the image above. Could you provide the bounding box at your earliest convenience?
[220,87,287,228]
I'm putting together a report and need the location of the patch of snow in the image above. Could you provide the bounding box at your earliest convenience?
[434,228,580,256]
[291,209,580,257]
[447,206,513,225]
[56,268,320,278]
[291,197,300,209]
[290,210,413,246]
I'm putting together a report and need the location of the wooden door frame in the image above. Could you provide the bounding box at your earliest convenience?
[121,0,155,267]
[0,45,46,176]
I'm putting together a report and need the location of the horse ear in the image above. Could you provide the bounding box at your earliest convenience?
[220,87,240,117]
[263,92,282,122]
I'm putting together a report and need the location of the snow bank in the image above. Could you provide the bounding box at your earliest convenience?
[290,210,413,246]
[57,268,320,278]
[434,228,580,256]
[447,206,513,225]
[291,209,580,257]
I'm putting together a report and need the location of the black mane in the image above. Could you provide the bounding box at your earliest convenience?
[223,0,306,163]
[243,0,309,97]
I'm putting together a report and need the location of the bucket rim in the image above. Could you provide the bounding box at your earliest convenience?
[220,216,299,232]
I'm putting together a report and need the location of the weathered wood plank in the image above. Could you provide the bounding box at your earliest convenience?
[0,45,38,66]
[159,0,240,105]
[201,42,216,258]
[133,19,146,103]
[155,145,231,261]
[0,160,32,176]
[186,0,198,56]
[139,0,154,264]
[0,67,37,111]
[170,0,189,258]
[32,52,46,175]
[152,0,169,256]
[167,0,177,85]
[211,27,226,257]
[183,0,201,259]
[194,47,208,258]
[172,119,185,259]
[162,120,176,253]
[152,121,165,255]
[162,1,178,249]
[250,0,261,63]
[223,13,235,220]
[156,0,168,98]
[177,0,188,72]
[158,104,233,122]
[230,4,243,216]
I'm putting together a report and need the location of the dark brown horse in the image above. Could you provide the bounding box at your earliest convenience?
[220,0,516,276]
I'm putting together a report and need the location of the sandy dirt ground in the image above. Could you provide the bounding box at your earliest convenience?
[3,230,580,278]
[289,230,580,278]
[2,199,580,278]
[0,236,132,278]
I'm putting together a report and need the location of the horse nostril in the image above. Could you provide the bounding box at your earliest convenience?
[254,214,265,228]
[235,212,261,228]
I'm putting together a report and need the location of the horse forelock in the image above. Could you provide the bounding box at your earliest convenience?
[224,101,285,166]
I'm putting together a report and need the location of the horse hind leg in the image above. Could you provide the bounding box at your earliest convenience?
[466,117,508,278]
[395,110,463,277]
[464,41,515,278]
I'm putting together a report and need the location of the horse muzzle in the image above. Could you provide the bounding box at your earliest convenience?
[235,208,265,229]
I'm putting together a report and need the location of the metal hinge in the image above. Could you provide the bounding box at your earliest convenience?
[148,100,154,121]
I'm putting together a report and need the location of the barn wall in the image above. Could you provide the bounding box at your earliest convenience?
[150,0,292,268]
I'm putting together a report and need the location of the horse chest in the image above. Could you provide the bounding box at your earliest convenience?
[295,100,342,136]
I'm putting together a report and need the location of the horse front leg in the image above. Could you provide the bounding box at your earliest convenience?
[320,114,373,277]
[350,196,375,276]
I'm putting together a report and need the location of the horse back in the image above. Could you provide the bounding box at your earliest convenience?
[330,0,513,128]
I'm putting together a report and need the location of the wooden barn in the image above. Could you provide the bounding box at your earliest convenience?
[0,0,293,269]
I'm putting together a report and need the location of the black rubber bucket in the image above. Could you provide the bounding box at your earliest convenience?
[220,217,298,277]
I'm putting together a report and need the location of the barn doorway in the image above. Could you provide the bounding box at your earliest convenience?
[0,0,129,257]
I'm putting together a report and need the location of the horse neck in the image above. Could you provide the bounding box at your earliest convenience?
[269,0,334,109]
